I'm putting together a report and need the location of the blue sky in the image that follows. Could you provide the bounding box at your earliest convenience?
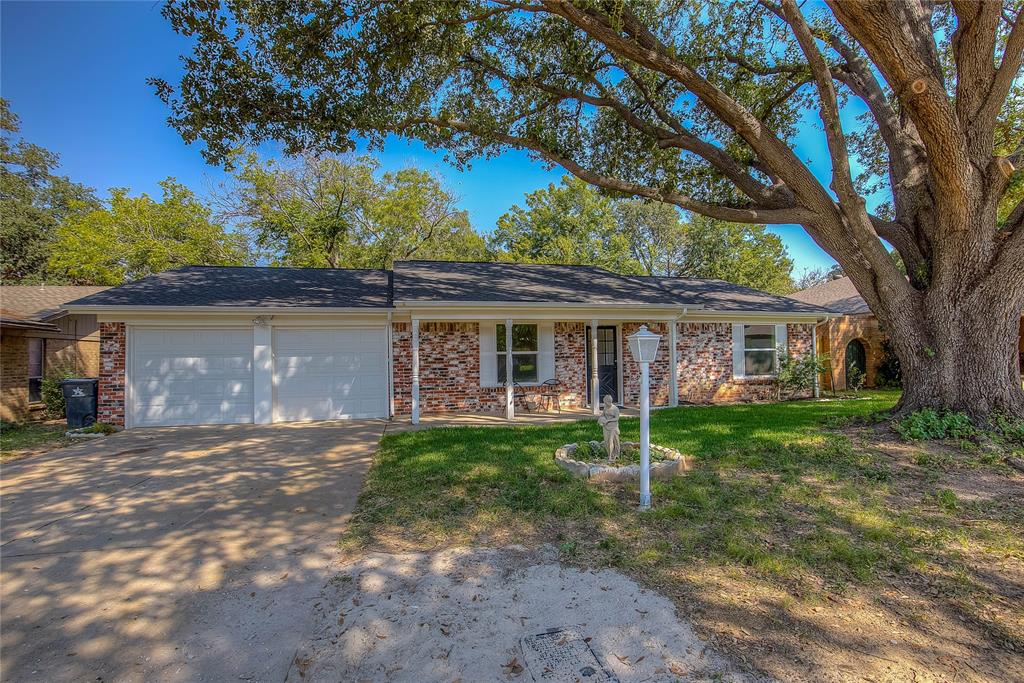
[1,0,841,274]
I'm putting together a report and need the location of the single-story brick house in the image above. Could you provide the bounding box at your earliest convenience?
[62,261,830,429]
[790,276,1024,390]
[0,285,108,422]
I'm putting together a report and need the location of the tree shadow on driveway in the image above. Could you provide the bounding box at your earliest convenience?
[1,420,382,683]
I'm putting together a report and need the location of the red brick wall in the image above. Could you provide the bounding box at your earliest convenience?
[392,320,589,416]
[1,334,30,422]
[98,322,125,426]
[553,322,587,409]
[673,322,816,403]
[392,322,412,415]
[621,322,672,407]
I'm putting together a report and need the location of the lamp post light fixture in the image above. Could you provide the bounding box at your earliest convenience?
[627,324,662,510]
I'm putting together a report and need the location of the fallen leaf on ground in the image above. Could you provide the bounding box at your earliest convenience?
[502,657,524,676]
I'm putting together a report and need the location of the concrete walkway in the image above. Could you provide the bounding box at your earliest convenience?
[0,420,383,683]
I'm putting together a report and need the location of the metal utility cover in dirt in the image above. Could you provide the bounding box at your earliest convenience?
[520,627,619,682]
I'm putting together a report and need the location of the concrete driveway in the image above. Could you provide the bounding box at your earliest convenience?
[0,420,383,683]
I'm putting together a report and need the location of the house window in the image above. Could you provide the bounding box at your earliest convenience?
[743,324,776,376]
[28,338,44,403]
[496,323,538,384]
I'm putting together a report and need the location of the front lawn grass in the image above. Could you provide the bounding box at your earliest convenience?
[344,390,1023,680]
[346,392,901,560]
[0,420,68,460]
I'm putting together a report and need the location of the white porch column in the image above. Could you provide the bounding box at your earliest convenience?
[668,320,679,407]
[252,322,273,424]
[590,319,600,414]
[411,318,420,424]
[505,319,515,420]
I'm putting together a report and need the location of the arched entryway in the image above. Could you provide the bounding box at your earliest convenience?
[845,339,867,388]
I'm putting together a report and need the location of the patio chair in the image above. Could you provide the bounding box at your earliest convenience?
[540,378,561,412]
[513,382,533,412]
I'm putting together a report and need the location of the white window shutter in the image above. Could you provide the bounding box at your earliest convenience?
[479,322,497,386]
[775,324,788,359]
[538,322,555,382]
[732,323,745,379]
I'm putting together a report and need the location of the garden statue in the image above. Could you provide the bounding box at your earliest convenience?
[597,395,621,461]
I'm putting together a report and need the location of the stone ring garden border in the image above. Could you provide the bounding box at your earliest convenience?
[554,441,691,483]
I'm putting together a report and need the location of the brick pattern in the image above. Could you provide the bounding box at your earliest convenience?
[553,322,587,409]
[391,322,412,415]
[621,322,672,407]
[1,335,30,422]
[675,323,736,403]
[674,322,816,403]
[98,322,126,426]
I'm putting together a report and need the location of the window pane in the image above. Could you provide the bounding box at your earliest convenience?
[744,324,775,350]
[28,338,43,377]
[513,353,538,382]
[745,350,775,375]
[512,324,538,351]
[497,324,538,352]
[498,353,538,383]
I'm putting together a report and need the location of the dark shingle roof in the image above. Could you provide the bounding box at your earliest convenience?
[789,277,870,314]
[63,261,831,315]
[393,261,681,305]
[640,276,831,314]
[65,266,391,308]
[0,285,109,320]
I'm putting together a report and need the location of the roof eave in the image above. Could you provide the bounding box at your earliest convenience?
[61,304,391,315]
[393,300,697,309]
[685,309,829,322]
[0,319,61,331]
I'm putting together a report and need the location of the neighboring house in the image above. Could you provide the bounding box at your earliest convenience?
[62,262,829,429]
[0,286,109,422]
[790,276,1024,391]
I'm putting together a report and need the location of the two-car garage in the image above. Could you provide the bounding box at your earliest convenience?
[129,326,388,427]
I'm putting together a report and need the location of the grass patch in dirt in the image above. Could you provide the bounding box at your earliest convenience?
[343,390,1023,681]
[0,420,68,461]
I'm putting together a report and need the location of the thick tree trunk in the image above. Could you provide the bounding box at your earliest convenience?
[889,299,1024,421]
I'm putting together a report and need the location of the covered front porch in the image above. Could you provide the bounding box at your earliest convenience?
[396,311,683,425]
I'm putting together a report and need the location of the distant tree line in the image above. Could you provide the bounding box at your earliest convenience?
[3,99,797,292]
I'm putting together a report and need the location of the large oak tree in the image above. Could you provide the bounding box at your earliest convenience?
[153,0,1024,419]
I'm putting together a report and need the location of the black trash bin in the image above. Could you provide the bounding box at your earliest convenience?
[60,378,99,429]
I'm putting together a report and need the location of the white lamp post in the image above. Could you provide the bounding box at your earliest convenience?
[627,324,661,510]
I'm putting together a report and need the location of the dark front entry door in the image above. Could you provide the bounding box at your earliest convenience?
[845,339,867,387]
[586,326,619,404]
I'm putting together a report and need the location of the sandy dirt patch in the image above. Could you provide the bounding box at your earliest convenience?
[293,546,763,682]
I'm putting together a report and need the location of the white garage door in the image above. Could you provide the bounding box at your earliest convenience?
[130,328,254,427]
[273,328,388,422]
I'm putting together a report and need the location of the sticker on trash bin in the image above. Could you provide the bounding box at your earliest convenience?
[520,627,618,682]
[71,387,86,397]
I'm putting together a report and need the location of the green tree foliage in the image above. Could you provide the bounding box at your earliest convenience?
[677,216,793,294]
[0,99,99,283]
[50,179,251,285]
[222,153,486,269]
[491,177,793,292]
[489,177,637,272]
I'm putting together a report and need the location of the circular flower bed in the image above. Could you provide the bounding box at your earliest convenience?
[554,441,691,483]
